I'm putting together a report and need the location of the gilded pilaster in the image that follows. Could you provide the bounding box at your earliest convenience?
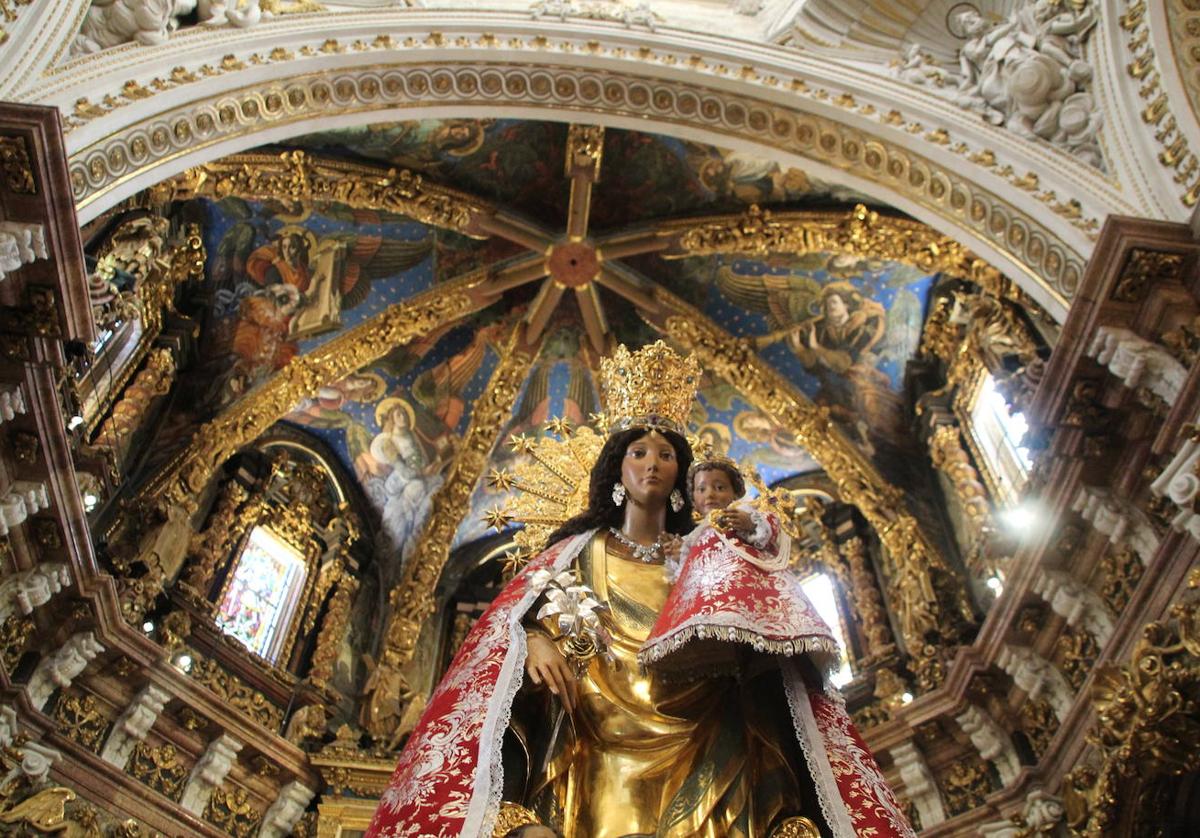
[308,574,357,690]
[180,479,253,595]
[928,423,991,556]
[836,536,896,662]
[93,348,177,459]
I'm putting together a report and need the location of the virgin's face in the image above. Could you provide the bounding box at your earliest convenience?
[620,431,679,507]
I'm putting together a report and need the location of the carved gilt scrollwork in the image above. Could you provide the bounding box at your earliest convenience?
[1064,569,1200,836]
[188,656,284,730]
[928,423,991,550]
[181,479,255,595]
[51,690,110,753]
[835,536,896,663]
[204,785,262,838]
[666,203,1002,288]
[0,135,35,195]
[164,151,492,238]
[127,741,189,801]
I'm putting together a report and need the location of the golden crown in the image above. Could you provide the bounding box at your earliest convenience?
[599,340,701,436]
[687,448,740,479]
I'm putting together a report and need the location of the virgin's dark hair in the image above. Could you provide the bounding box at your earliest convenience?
[545,428,694,547]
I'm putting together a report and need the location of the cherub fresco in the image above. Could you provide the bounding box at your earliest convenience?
[730,410,819,474]
[755,281,887,374]
[292,119,496,173]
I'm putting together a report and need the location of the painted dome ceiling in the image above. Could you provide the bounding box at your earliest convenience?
[152,117,952,568]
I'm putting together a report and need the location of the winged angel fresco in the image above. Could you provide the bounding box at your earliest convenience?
[713,255,926,441]
[207,199,432,403]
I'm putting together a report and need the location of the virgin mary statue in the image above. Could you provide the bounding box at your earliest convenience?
[366,342,914,838]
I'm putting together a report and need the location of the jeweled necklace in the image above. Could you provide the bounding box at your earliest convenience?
[608,527,666,563]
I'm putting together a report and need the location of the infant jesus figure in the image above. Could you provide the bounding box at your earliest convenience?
[639,452,841,678]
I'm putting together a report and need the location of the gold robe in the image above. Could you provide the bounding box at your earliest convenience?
[530,533,818,838]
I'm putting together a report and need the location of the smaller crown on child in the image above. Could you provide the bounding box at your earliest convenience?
[686,442,740,486]
[599,341,700,437]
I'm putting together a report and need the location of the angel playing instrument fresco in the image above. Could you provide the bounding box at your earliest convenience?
[695,254,932,447]
[365,341,915,838]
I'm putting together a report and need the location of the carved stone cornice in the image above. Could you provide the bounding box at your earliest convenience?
[1029,215,1198,435]
[57,60,1088,318]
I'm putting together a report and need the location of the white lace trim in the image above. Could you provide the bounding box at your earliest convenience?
[782,659,857,838]
[639,621,840,675]
[465,529,594,838]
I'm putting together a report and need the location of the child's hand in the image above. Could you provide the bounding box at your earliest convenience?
[717,508,754,532]
[661,534,683,562]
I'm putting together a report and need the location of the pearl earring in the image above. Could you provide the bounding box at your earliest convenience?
[670,489,685,513]
[612,482,627,506]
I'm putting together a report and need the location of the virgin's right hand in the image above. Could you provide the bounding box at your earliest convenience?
[525,631,578,713]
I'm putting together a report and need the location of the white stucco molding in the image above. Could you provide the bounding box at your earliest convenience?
[100,683,172,768]
[997,644,1075,722]
[1031,567,1117,647]
[258,780,317,838]
[979,789,1066,837]
[2,13,1140,312]
[1072,484,1161,566]
[0,385,26,425]
[1150,418,1200,543]
[889,740,946,828]
[0,564,72,624]
[27,632,105,712]
[1087,326,1188,408]
[180,733,243,815]
[955,703,1023,787]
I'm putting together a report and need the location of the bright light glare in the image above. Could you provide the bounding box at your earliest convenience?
[1000,504,1036,531]
[142,620,155,633]
[175,654,193,672]
[82,492,98,512]
[986,576,1004,594]
[901,692,914,704]
[800,573,854,688]
[67,415,85,430]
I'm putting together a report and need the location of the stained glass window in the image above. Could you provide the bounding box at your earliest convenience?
[800,572,854,688]
[215,526,308,663]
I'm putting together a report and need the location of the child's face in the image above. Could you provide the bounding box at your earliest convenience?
[692,468,737,515]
